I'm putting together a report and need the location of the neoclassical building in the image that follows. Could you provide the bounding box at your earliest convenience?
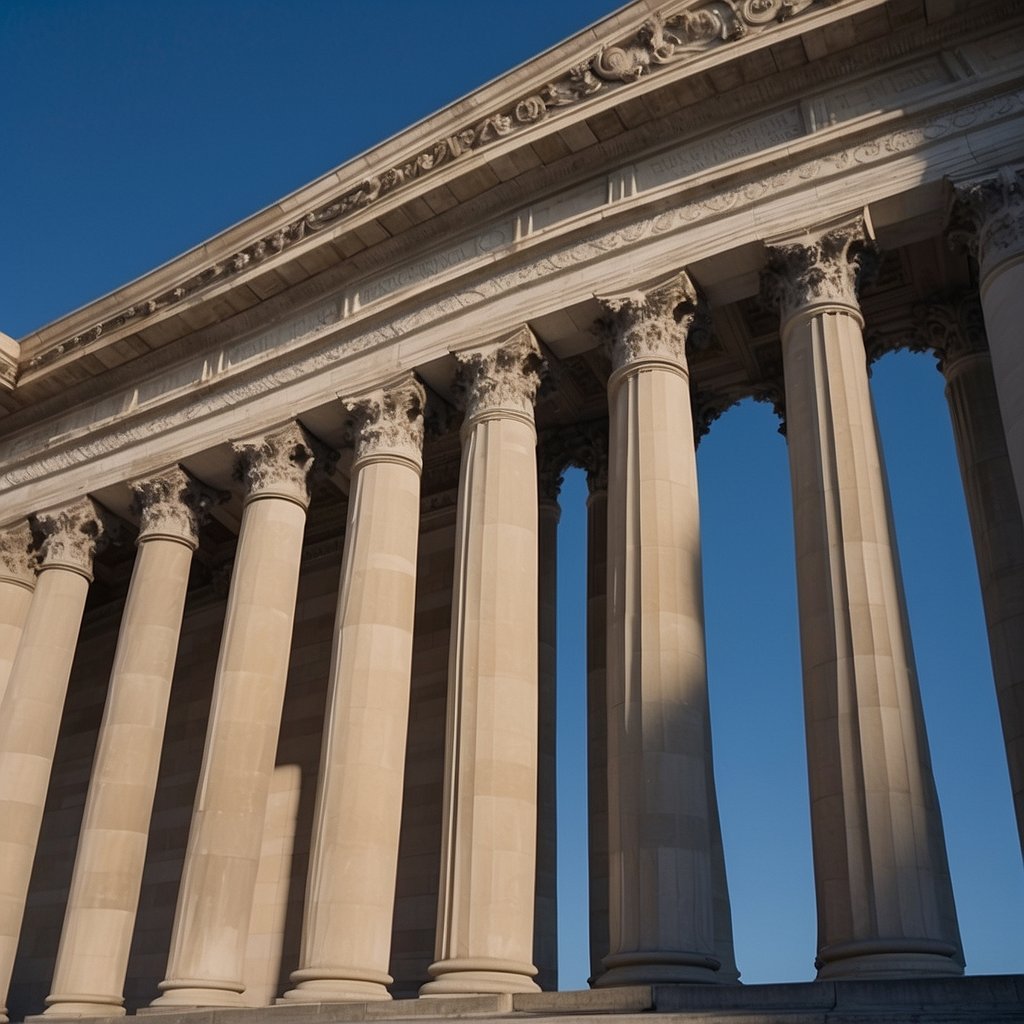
[1,1,1023,1022]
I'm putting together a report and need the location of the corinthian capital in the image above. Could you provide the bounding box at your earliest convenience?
[596,271,698,372]
[913,292,988,375]
[762,214,873,323]
[233,421,324,508]
[0,522,36,588]
[131,466,225,548]
[343,374,426,468]
[454,326,545,426]
[948,169,1024,279]
[31,498,114,579]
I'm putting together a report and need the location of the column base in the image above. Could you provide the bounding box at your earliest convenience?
[39,993,126,1017]
[420,958,539,995]
[594,950,725,987]
[815,939,964,980]
[146,981,245,1010]
[279,967,393,1003]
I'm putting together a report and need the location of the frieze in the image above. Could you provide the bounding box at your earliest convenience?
[4,84,1024,497]
[22,0,828,373]
[343,375,426,466]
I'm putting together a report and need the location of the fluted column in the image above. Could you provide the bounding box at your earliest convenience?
[44,469,218,1018]
[152,423,319,1008]
[282,377,425,1004]
[422,328,544,996]
[764,215,962,980]
[534,443,561,993]
[920,296,1024,860]
[949,170,1024,515]
[0,524,35,708]
[597,274,732,987]
[0,500,110,1024]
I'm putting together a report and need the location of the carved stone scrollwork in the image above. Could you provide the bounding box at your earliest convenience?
[537,431,572,505]
[343,374,427,468]
[130,466,226,549]
[692,389,740,447]
[948,169,1024,280]
[597,271,699,372]
[454,326,545,426]
[569,418,610,496]
[762,215,874,323]
[0,522,36,588]
[915,293,989,375]
[30,498,114,580]
[233,421,325,508]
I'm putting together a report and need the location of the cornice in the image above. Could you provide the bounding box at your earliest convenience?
[17,0,879,377]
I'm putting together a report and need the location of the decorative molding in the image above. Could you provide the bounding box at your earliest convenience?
[30,498,113,578]
[597,271,699,371]
[454,327,545,425]
[762,213,873,322]
[343,374,426,467]
[130,465,225,548]
[5,84,1024,497]
[22,0,828,374]
[232,422,324,508]
[0,522,36,587]
[948,166,1024,279]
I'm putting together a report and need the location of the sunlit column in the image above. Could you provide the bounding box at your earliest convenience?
[597,274,733,987]
[764,214,962,979]
[422,328,544,996]
[534,441,561,993]
[920,295,1024,861]
[949,170,1024,515]
[282,376,425,1004]
[152,423,319,1008]
[0,500,111,1024]
[43,468,218,1018]
[0,523,35,709]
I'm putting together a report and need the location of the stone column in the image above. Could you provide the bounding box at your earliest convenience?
[281,376,425,1004]
[152,423,319,1008]
[0,524,35,708]
[949,170,1024,516]
[596,274,733,987]
[919,295,1024,861]
[422,328,544,996]
[43,468,217,1018]
[534,442,561,993]
[764,215,962,980]
[0,500,110,1024]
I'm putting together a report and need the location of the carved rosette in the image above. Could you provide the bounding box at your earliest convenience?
[948,170,1024,281]
[343,374,426,470]
[233,422,321,508]
[30,498,112,580]
[762,216,873,324]
[0,522,36,589]
[597,272,699,374]
[914,293,988,375]
[130,466,224,548]
[454,327,545,428]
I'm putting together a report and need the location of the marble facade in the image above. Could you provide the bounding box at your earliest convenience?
[1,1,1023,1022]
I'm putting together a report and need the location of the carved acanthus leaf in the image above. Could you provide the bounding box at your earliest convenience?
[692,388,741,446]
[233,422,325,507]
[597,271,699,370]
[455,327,545,424]
[914,292,988,374]
[26,0,824,374]
[343,374,426,466]
[130,466,225,547]
[0,522,36,586]
[30,498,115,577]
[948,168,1024,278]
[762,215,873,321]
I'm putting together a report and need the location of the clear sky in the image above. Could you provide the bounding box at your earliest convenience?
[3,0,1023,994]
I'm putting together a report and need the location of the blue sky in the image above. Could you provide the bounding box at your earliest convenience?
[3,0,1022,993]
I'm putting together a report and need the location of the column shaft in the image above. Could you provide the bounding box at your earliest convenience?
[44,470,212,1017]
[422,329,543,996]
[0,501,106,1024]
[767,219,962,979]
[153,426,316,1008]
[283,379,424,1004]
[598,274,731,987]
[0,525,35,709]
